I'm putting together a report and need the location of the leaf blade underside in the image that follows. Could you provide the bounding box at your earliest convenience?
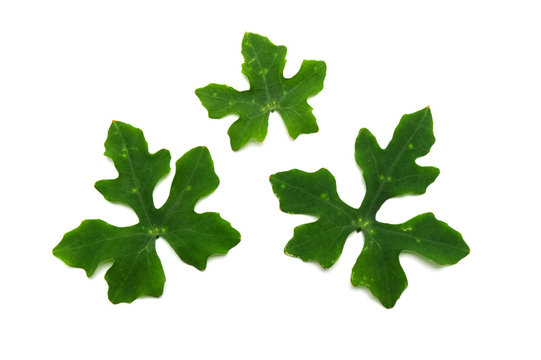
[270,107,469,308]
[196,32,326,150]
[53,122,240,303]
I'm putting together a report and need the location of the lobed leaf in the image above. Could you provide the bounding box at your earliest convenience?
[53,121,240,303]
[356,107,440,215]
[270,169,357,268]
[270,107,470,308]
[196,32,326,150]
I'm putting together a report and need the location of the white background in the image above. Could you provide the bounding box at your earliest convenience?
[1,0,540,358]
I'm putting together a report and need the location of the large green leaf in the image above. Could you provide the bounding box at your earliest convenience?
[270,107,469,308]
[53,121,241,303]
[196,32,326,150]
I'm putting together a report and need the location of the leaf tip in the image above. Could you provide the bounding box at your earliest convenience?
[358,127,369,134]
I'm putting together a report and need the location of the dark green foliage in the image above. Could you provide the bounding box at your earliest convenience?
[270,107,469,308]
[54,121,240,303]
[196,32,326,150]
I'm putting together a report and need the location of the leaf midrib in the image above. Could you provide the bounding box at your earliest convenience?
[114,121,155,229]
[375,225,467,251]
[245,35,271,103]
[360,110,429,218]
[161,148,206,224]
[273,174,357,223]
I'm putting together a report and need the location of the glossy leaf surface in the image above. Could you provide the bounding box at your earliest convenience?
[53,121,240,303]
[270,107,469,308]
[196,32,326,150]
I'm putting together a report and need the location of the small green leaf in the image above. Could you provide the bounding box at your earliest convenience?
[270,107,469,308]
[53,121,240,304]
[196,32,326,150]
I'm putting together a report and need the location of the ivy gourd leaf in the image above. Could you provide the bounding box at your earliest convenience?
[270,107,469,308]
[53,121,241,304]
[195,32,326,151]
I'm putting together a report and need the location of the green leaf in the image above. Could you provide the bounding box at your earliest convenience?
[53,121,241,304]
[270,107,469,308]
[196,32,326,150]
